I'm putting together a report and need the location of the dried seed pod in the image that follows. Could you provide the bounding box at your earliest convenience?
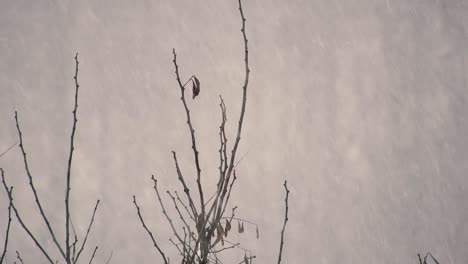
[225,219,231,237]
[256,225,259,239]
[217,223,224,237]
[192,76,200,99]
[239,221,244,233]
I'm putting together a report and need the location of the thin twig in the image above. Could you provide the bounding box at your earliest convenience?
[0,175,12,264]
[226,0,250,183]
[219,171,238,221]
[66,52,80,264]
[428,253,440,264]
[151,176,183,244]
[172,151,198,218]
[133,196,168,264]
[0,142,17,160]
[211,0,251,238]
[277,181,289,264]
[235,255,256,264]
[16,251,24,264]
[167,190,194,241]
[175,190,195,221]
[105,250,113,264]
[172,49,205,217]
[233,151,248,170]
[211,242,240,254]
[75,200,100,263]
[14,112,66,260]
[1,169,54,264]
[70,217,78,263]
[88,246,98,264]
[220,217,257,227]
[223,239,248,252]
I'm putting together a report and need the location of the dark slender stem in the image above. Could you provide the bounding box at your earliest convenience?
[0,170,12,264]
[70,217,78,263]
[211,243,240,254]
[220,217,257,227]
[175,190,195,222]
[1,169,54,264]
[235,255,256,264]
[16,251,24,264]
[14,112,66,260]
[66,52,80,264]
[426,253,439,264]
[226,0,250,182]
[172,151,198,218]
[172,49,205,218]
[75,200,100,264]
[277,181,290,264]
[0,142,17,160]
[105,250,113,264]
[133,195,168,264]
[88,246,98,264]
[151,176,183,244]
[167,190,194,241]
[205,0,250,244]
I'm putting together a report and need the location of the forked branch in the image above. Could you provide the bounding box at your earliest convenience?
[5,53,100,264]
[1,168,54,264]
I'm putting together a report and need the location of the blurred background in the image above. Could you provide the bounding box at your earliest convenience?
[1,0,468,263]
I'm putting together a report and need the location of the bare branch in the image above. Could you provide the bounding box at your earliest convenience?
[70,217,78,263]
[151,176,183,244]
[172,49,205,216]
[175,191,195,222]
[1,169,54,264]
[221,217,257,228]
[0,172,12,264]
[0,142,17,160]
[225,0,250,181]
[219,171,238,220]
[210,242,240,254]
[16,251,24,264]
[235,255,256,264]
[169,238,183,257]
[167,191,194,240]
[427,253,440,264]
[75,200,100,264]
[277,181,290,264]
[105,250,113,264]
[14,112,66,260]
[133,196,168,264]
[88,246,97,264]
[136,1,256,263]
[206,0,251,241]
[172,151,198,218]
[66,52,81,264]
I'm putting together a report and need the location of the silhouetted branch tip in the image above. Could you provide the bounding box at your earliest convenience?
[277,181,290,264]
[133,195,168,264]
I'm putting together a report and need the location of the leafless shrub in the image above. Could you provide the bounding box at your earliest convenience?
[133,1,290,264]
[1,54,100,264]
